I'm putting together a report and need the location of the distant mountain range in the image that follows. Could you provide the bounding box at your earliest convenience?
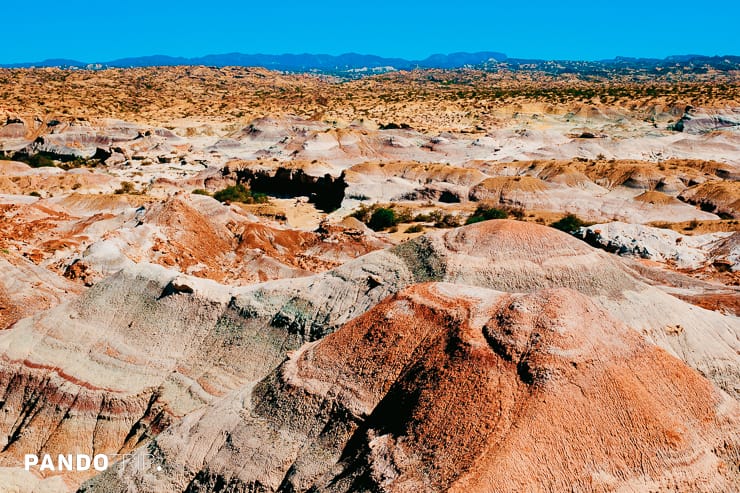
[2,52,739,76]
[0,52,506,71]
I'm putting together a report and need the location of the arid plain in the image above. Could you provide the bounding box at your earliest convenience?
[0,65,738,492]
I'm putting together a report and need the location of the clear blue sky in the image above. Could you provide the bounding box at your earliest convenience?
[3,1,738,63]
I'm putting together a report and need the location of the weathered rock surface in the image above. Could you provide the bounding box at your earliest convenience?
[0,220,735,491]
[0,252,80,329]
[678,181,740,218]
[577,222,738,270]
[672,107,740,134]
[84,283,739,492]
[0,186,389,287]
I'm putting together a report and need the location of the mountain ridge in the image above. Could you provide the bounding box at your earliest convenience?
[3,52,739,75]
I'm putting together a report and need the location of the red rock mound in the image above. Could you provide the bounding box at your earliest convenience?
[307,284,739,492]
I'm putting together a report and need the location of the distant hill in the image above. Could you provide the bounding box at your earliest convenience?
[0,52,507,72]
[2,52,738,76]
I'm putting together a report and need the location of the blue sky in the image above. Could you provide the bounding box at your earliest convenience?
[3,1,738,63]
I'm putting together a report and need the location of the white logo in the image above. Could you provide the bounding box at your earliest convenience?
[23,452,163,473]
[24,454,109,472]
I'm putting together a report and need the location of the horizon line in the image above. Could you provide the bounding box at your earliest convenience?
[3,51,739,67]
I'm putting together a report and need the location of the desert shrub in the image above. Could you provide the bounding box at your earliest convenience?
[58,156,100,170]
[368,207,398,231]
[349,203,375,223]
[379,122,412,130]
[413,212,434,222]
[404,224,424,233]
[435,213,461,228]
[506,206,525,220]
[350,204,424,231]
[29,191,41,197]
[191,189,211,196]
[466,205,508,224]
[684,219,700,231]
[114,181,136,194]
[26,154,56,168]
[394,207,414,223]
[550,214,587,232]
[213,184,268,204]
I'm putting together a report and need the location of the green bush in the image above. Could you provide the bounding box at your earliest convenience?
[213,184,268,204]
[191,189,211,196]
[368,207,398,231]
[466,205,508,224]
[550,214,587,232]
[27,154,56,168]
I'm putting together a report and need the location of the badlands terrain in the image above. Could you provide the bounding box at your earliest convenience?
[0,66,738,492]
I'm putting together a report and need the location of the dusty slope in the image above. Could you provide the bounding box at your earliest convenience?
[0,247,421,486]
[86,283,739,492]
[0,220,732,490]
[0,252,81,329]
[0,256,391,485]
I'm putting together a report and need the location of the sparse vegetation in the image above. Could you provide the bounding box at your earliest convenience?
[23,153,56,168]
[114,181,137,195]
[432,211,461,228]
[1,151,100,169]
[191,189,211,196]
[3,67,735,136]
[349,203,376,224]
[466,205,509,224]
[684,219,700,231]
[550,214,589,233]
[350,203,471,231]
[368,207,398,231]
[212,184,268,204]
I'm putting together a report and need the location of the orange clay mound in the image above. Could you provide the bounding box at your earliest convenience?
[297,284,739,492]
[634,190,682,205]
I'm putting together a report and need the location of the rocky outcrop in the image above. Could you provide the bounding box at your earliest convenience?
[576,222,737,270]
[678,181,740,218]
[670,107,740,134]
[0,248,418,484]
[0,253,80,330]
